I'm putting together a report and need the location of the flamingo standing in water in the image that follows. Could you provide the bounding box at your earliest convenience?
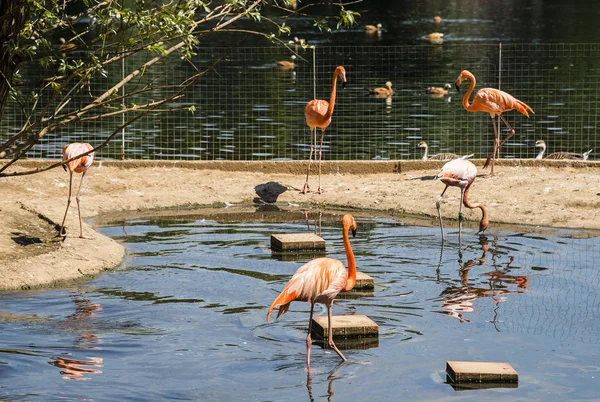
[267,214,357,367]
[436,159,488,243]
[303,66,347,194]
[59,143,95,238]
[455,70,534,176]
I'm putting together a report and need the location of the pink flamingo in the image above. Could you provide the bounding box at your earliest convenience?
[59,143,95,238]
[436,159,489,242]
[303,66,347,194]
[267,214,357,367]
[455,70,534,176]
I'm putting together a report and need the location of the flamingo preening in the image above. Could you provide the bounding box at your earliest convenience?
[267,214,357,368]
[455,70,534,176]
[59,143,95,238]
[436,159,488,243]
[303,66,347,194]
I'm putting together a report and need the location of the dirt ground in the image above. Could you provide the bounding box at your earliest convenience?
[1,159,599,291]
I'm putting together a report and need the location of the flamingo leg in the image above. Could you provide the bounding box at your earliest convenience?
[327,303,346,362]
[302,128,315,194]
[458,187,465,245]
[317,128,326,194]
[75,171,90,239]
[436,185,449,242]
[498,114,516,147]
[306,302,315,368]
[483,115,499,176]
[59,171,74,237]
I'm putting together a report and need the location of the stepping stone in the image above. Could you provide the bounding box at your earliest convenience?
[270,233,326,251]
[271,250,326,262]
[311,314,379,340]
[350,271,374,290]
[446,361,518,383]
[316,335,379,350]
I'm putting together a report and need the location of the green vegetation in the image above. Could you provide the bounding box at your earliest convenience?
[0,0,359,175]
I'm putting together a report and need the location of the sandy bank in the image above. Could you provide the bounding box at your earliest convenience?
[2,159,599,291]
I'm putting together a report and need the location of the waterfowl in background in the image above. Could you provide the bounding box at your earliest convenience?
[535,140,592,160]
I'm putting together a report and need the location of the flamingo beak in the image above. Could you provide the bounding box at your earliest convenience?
[351,228,357,237]
[62,164,67,172]
[455,82,461,92]
[342,81,347,89]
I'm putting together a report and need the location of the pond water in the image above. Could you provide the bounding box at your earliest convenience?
[3,1,600,162]
[1,210,599,401]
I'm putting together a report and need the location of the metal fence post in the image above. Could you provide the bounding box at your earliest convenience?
[497,42,503,158]
[312,46,316,100]
[121,55,125,160]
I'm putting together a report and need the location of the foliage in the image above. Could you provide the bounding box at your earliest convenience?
[0,0,360,176]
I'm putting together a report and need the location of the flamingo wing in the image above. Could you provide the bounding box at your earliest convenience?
[472,88,533,117]
[267,257,346,321]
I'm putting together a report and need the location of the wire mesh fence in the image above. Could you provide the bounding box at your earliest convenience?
[2,43,599,161]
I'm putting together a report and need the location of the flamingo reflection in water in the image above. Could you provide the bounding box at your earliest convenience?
[306,362,343,402]
[49,356,104,381]
[438,236,529,324]
[49,291,104,381]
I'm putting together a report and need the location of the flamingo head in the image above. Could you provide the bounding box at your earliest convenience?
[478,215,489,233]
[342,213,357,237]
[385,81,393,89]
[335,66,347,89]
[455,70,473,92]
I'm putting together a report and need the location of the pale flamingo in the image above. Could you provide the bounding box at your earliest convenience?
[455,70,534,176]
[368,81,393,97]
[535,139,592,160]
[267,213,357,367]
[59,143,95,238]
[303,66,347,194]
[433,16,442,24]
[436,158,488,242]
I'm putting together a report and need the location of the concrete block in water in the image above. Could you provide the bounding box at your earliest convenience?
[311,314,378,340]
[270,233,326,251]
[446,361,518,383]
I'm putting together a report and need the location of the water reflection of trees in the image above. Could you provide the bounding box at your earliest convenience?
[438,235,529,325]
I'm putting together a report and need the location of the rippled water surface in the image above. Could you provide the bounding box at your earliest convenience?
[1,210,599,401]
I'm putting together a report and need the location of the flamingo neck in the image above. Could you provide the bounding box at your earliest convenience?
[462,72,476,112]
[536,144,545,159]
[325,70,340,119]
[342,224,356,292]
[463,182,488,229]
